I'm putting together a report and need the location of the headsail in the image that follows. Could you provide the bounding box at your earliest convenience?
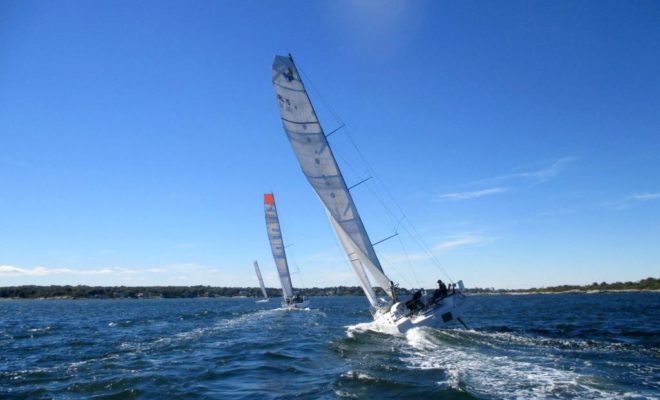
[253,261,268,299]
[264,193,294,299]
[271,55,393,307]
[328,212,379,307]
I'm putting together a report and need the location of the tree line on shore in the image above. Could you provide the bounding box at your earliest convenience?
[0,277,656,299]
[0,285,407,299]
[468,277,659,294]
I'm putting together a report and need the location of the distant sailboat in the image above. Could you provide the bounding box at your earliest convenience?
[264,193,308,309]
[271,54,466,333]
[253,261,270,303]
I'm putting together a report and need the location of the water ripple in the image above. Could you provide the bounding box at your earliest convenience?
[0,294,658,399]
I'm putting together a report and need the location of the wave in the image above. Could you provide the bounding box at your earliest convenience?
[345,321,402,338]
[400,327,658,399]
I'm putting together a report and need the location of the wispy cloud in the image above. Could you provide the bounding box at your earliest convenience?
[435,234,486,251]
[467,157,577,188]
[436,157,576,203]
[538,208,577,217]
[437,187,507,202]
[0,265,119,276]
[380,250,431,265]
[380,233,488,266]
[629,192,660,201]
[606,192,660,210]
[498,157,576,186]
[0,263,239,286]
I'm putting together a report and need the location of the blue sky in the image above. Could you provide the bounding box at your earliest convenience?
[1,0,658,289]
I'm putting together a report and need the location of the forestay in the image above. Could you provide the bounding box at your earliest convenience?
[253,261,268,299]
[271,55,393,307]
[264,193,294,299]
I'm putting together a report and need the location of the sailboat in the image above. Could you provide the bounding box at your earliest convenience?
[271,54,466,333]
[264,193,308,309]
[253,261,270,303]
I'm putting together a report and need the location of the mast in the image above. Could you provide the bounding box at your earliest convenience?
[271,55,393,308]
[264,193,295,300]
[253,261,268,299]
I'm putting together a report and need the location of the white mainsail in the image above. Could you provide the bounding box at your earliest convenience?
[264,193,295,300]
[271,55,392,308]
[253,260,268,299]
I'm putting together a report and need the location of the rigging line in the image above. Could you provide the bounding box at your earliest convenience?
[297,58,454,283]
[364,184,455,284]
[334,150,398,229]
[298,59,399,229]
[333,137,400,228]
[400,219,454,280]
[396,233,421,288]
[339,134,454,282]
[335,127,452,282]
[372,232,398,247]
[348,176,373,190]
[360,172,454,283]
[356,186,399,239]
[297,59,412,229]
[350,167,405,240]
[325,123,345,138]
[331,125,411,231]
[398,221,454,283]
[288,247,307,289]
[362,177,401,231]
[296,63,346,128]
[378,254,415,288]
[332,125,420,236]
[367,178,447,273]
[327,219,379,297]
[335,162,434,286]
[395,215,406,233]
[333,140,372,184]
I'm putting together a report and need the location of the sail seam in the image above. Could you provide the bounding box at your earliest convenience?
[272,81,306,92]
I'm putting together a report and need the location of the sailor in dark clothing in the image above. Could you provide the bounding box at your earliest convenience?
[439,280,448,297]
[406,290,424,314]
[432,280,449,303]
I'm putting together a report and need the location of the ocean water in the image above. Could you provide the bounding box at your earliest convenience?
[1,293,658,399]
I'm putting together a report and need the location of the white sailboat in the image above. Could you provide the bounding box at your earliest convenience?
[271,54,467,333]
[253,261,270,303]
[264,193,309,309]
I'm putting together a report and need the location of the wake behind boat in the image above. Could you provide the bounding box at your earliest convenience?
[271,55,466,333]
[263,193,308,309]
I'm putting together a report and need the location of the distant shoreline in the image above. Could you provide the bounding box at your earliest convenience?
[0,290,659,301]
[476,288,660,295]
[0,278,657,300]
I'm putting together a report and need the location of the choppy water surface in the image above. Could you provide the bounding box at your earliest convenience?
[1,293,658,399]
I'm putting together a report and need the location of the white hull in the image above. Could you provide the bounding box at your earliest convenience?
[373,293,466,334]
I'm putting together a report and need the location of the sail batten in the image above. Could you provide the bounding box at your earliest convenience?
[264,193,294,299]
[281,118,319,125]
[272,55,393,302]
[253,261,268,299]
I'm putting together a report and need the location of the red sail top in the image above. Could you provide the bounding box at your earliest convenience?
[264,193,274,205]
